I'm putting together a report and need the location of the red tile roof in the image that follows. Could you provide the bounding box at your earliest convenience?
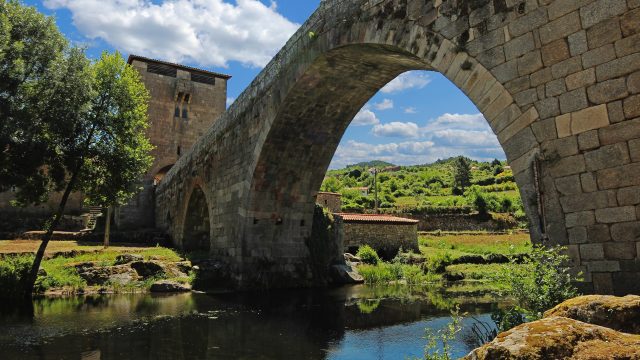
[335,213,419,224]
[316,191,342,196]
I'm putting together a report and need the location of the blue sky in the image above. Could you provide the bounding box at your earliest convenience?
[25,0,505,169]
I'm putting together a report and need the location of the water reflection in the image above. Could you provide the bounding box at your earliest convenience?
[0,285,502,359]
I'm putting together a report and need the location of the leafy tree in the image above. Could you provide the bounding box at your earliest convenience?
[321,176,342,193]
[452,156,471,191]
[1,12,153,299]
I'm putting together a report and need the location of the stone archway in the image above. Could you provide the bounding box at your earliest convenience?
[181,185,211,252]
[156,0,640,294]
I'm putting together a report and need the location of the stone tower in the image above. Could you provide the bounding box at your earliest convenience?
[115,55,230,229]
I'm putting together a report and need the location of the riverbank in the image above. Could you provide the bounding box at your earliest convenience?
[354,232,532,295]
[0,242,193,297]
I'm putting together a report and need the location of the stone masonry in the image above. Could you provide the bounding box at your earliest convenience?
[336,214,419,259]
[155,0,640,294]
[116,56,230,229]
[315,192,342,213]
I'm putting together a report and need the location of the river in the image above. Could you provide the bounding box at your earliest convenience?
[0,285,503,359]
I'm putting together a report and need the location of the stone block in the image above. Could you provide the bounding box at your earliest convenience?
[539,11,581,45]
[513,88,538,107]
[491,58,518,82]
[548,0,593,21]
[497,107,538,143]
[517,50,543,76]
[629,71,640,94]
[578,130,600,151]
[607,101,626,124]
[631,0,640,9]
[571,104,610,135]
[597,162,640,189]
[509,8,548,37]
[586,18,622,50]
[566,68,596,91]
[599,118,640,145]
[559,88,588,114]
[584,142,630,171]
[502,126,538,160]
[531,68,553,87]
[580,0,628,29]
[566,210,596,227]
[587,224,611,243]
[505,75,531,94]
[567,244,581,265]
[545,78,566,97]
[555,113,571,138]
[541,39,570,66]
[580,243,605,259]
[544,136,579,158]
[610,221,640,242]
[534,97,560,119]
[620,8,640,36]
[568,30,588,57]
[596,53,640,82]
[555,174,583,195]
[630,138,640,162]
[504,32,535,60]
[553,57,583,79]
[490,103,522,133]
[617,185,640,207]
[587,78,629,105]
[581,172,599,192]
[560,190,616,212]
[569,226,588,244]
[624,94,640,119]
[549,154,586,178]
[604,242,638,260]
[615,33,640,58]
[612,271,640,295]
[592,272,615,294]
[582,44,617,69]
[586,260,621,272]
[595,206,638,223]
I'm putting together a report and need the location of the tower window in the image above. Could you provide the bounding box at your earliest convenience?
[182,108,188,118]
[174,106,180,117]
[177,146,181,156]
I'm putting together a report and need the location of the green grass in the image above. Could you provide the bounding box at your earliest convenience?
[358,263,441,284]
[419,233,531,256]
[33,247,184,293]
[446,263,513,281]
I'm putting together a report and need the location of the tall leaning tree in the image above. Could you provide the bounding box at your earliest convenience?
[1,1,153,300]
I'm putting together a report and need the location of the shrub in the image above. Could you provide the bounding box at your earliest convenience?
[356,245,380,265]
[425,253,452,273]
[358,264,393,283]
[0,254,34,299]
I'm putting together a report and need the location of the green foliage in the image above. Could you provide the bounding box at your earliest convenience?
[0,254,34,299]
[453,157,471,191]
[419,306,463,360]
[356,245,380,265]
[425,252,453,273]
[497,245,582,320]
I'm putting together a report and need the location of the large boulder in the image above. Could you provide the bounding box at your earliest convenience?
[76,264,139,285]
[130,261,165,278]
[150,280,191,293]
[464,316,640,360]
[330,264,364,284]
[544,295,640,334]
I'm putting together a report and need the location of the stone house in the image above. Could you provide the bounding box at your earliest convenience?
[315,191,342,213]
[334,213,419,259]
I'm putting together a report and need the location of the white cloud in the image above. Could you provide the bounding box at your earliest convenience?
[404,107,417,114]
[430,129,500,147]
[44,0,300,68]
[381,71,431,93]
[226,97,235,107]
[372,122,420,138]
[373,98,394,110]
[423,113,490,132]
[352,108,380,126]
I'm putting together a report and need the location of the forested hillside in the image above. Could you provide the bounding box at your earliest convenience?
[321,157,527,225]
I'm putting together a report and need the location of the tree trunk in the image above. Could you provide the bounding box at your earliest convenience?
[23,174,78,300]
[104,206,112,248]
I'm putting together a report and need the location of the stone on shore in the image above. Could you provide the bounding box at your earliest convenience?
[114,253,144,265]
[149,280,192,293]
[544,295,640,334]
[463,316,640,360]
[330,264,364,284]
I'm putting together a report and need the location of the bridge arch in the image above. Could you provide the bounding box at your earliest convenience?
[157,0,640,294]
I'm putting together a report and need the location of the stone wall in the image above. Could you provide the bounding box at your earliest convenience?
[316,192,342,213]
[155,0,640,294]
[337,220,419,259]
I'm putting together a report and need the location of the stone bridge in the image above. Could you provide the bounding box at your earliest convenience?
[155,0,640,294]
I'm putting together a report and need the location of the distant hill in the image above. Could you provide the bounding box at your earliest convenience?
[346,160,396,169]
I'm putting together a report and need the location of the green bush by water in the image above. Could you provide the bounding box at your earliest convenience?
[0,254,34,299]
[356,245,380,265]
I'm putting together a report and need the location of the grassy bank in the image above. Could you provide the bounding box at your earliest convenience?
[355,232,532,295]
[0,244,192,297]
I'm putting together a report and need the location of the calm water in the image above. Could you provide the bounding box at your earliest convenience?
[0,285,501,359]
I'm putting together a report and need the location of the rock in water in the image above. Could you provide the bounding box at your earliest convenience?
[463,316,640,360]
[114,253,144,265]
[330,264,364,284]
[150,280,191,293]
[544,295,640,334]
